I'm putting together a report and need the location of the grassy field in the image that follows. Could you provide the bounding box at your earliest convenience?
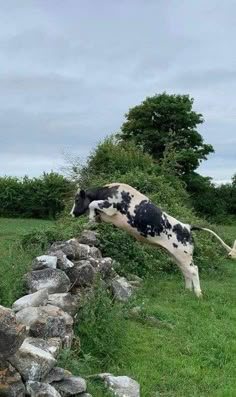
[0,218,53,306]
[114,259,236,397]
[0,218,236,396]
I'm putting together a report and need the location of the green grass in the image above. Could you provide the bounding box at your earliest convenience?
[0,217,54,306]
[113,260,236,397]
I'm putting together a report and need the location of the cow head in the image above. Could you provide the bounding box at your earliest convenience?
[227,240,236,259]
[70,189,90,217]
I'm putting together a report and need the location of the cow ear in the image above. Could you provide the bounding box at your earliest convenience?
[80,189,86,199]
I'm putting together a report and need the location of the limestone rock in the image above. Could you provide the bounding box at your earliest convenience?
[111,277,133,302]
[0,364,25,397]
[78,230,99,246]
[66,262,96,287]
[66,239,102,260]
[9,338,56,382]
[25,268,71,294]
[106,375,140,397]
[0,305,26,361]
[44,367,72,384]
[47,241,76,260]
[52,376,86,396]
[16,306,73,340]
[26,381,61,397]
[24,337,62,358]
[97,257,115,280]
[48,293,80,315]
[98,374,140,397]
[12,289,48,312]
[66,240,90,260]
[89,246,102,259]
[32,255,57,271]
[50,250,74,270]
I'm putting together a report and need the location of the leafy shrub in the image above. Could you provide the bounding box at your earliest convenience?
[74,280,127,368]
[0,172,74,219]
[186,173,236,223]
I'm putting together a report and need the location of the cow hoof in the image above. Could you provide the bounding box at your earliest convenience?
[195,290,203,298]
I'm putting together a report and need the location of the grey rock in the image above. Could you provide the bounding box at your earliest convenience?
[97,257,115,280]
[86,257,100,268]
[66,239,102,260]
[44,367,72,384]
[24,337,62,358]
[12,289,48,312]
[111,277,133,302]
[98,374,140,397]
[0,364,25,397]
[47,241,76,260]
[25,268,71,294]
[52,376,86,396]
[89,246,102,259]
[66,262,96,287]
[106,375,140,397]
[9,338,56,382]
[26,381,61,397]
[32,255,57,270]
[16,306,73,340]
[51,250,74,270]
[48,293,80,315]
[79,230,99,246]
[66,240,90,260]
[0,305,26,361]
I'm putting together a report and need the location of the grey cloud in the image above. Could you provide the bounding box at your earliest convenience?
[0,0,235,181]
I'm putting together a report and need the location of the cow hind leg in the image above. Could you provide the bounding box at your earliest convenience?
[183,263,202,297]
[173,252,202,297]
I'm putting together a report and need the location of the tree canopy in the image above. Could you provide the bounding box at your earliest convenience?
[119,93,214,176]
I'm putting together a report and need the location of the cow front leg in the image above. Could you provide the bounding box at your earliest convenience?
[88,200,117,222]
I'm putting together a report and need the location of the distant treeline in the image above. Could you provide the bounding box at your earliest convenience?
[0,172,73,219]
[186,173,236,223]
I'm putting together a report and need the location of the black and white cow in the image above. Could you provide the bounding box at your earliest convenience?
[71,183,236,297]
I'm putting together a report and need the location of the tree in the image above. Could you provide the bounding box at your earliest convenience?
[118,93,214,176]
[232,173,236,186]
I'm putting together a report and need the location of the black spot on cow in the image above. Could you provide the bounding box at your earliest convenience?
[126,200,171,238]
[172,223,192,246]
[98,201,112,209]
[173,243,178,248]
[87,186,119,201]
[116,191,132,214]
[184,250,188,254]
[168,234,172,239]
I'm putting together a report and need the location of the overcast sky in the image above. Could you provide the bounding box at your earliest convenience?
[0,0,235,183]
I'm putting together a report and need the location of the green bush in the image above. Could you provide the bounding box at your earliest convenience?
[186,173,236,223]
[74,280,127,368]
[0,172,74,219]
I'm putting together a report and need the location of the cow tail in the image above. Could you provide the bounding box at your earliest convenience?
[191,226,231,253]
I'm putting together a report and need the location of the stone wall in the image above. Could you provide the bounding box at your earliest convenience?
[0,230,140,397]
